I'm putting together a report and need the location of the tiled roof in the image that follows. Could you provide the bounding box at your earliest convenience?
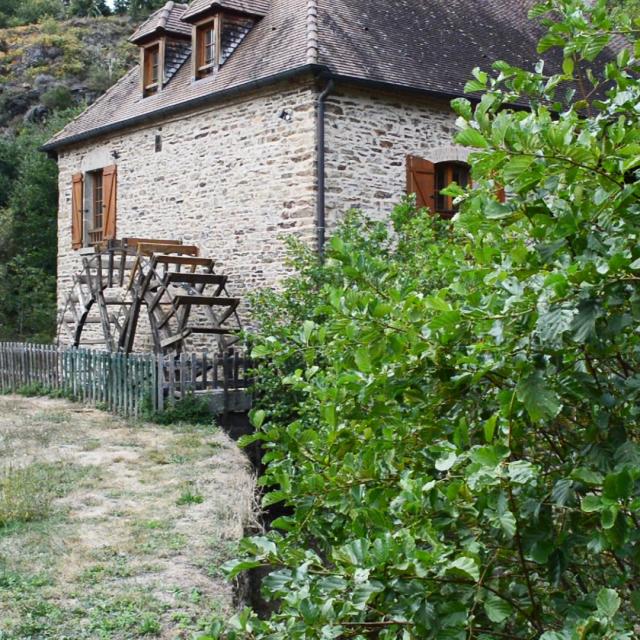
[182,0,270,22]
[317,0,542,97]
[46,0,551,151]
[130,2,191,43]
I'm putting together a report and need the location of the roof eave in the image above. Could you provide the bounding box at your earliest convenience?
[43,68,523,155]
[42,64,330,153]
[129,27,191,45]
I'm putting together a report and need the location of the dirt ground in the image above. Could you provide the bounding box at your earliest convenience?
[0,395,256,640]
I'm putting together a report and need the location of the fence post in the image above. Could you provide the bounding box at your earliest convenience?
[156,354,164,413]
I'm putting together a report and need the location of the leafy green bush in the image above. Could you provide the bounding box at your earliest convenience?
[15,383,50,397]
[143,393,214,426]
[13,0,65,25]
[212,1,640,638]
[40,85,73,110]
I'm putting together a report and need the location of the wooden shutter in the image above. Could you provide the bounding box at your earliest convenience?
[102,165,117,241]
[71,173,84,249]
[496,186,506,203]
[406,156,436,210]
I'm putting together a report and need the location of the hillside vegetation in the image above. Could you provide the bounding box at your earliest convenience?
[0,16,135,133]
[0,15,136,341]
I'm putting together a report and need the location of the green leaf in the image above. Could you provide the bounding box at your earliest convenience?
[222,559,264,579]
[562,57,575,75]
[301,320,315,343]
[435,450,458,472]
[483,414,498,443]
[581,495,602,513]
[570,468,603,485]
[503,156,534,182]
[484,593,513,623]
[528,540,554,564]
[263,570,293,594]
[471,445,509,468]
[451,98,473,120]
[251,409,266,429]
[552,479,574,507]
[631,590,640,614]
[571,300,600,343]
[446,557,480,582]
[508,460,537,485]
[516,372,562,422]
[352,582,382,610]
[251,344,271,358]
[499,511,517,538]
[603,469,632,500]
[323,404,337,427]
[354,348,372,373]
[596,588,621,618]
[536,308,574,344]
[456,128,490,149]
[600,505,618,530]
[537,32,565,53]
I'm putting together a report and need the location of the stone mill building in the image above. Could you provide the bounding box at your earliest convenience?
[44,0,543,350]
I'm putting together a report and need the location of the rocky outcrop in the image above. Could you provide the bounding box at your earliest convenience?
[0,17,137,132]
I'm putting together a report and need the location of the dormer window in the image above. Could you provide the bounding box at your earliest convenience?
[196,20,216,79]
[183,2,261,82]
[129,2,192,99]
[143,44,161,96]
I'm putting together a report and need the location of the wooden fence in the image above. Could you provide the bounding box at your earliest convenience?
[0,342,252,418]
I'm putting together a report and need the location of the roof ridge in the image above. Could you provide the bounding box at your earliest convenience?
[306,0,318,64]
[157,1,175,30]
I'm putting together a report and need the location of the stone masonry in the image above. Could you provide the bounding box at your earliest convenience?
[324,86,462,227]
[56,78,465,347]
[56,77,318,344]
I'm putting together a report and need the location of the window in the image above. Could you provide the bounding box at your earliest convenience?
[143,44,160,96]
[406,156,471,219]
[71,166,117,250]
[196,21,216,78]
[88,169,104,246]
[434,162,470,218]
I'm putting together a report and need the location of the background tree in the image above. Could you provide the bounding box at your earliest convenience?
[212,1,640,638]
[0,110,79,342]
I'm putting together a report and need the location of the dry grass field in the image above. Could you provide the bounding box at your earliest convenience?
[0,395,255,639]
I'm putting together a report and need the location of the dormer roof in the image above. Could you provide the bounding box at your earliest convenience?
[181,0,270,23]
[130,1,191,44]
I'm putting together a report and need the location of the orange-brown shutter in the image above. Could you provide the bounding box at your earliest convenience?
[71,173,84,249]
[496,186,506,203]
[406,156,436,210]
[102,165,117,240]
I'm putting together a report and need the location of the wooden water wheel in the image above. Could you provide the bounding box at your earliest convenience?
[57,238,242,356]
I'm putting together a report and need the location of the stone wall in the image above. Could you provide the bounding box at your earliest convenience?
[56,78,318,346]
[56,79,465,349]
[323,85,460,229]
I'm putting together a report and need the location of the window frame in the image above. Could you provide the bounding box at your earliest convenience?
[87,169,105,247]
[434,161,471,219]
[193,15,221,80]
[143,43,161,96]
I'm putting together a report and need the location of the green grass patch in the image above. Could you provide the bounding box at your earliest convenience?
[0,462,92,527]
[176,482,204,506]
